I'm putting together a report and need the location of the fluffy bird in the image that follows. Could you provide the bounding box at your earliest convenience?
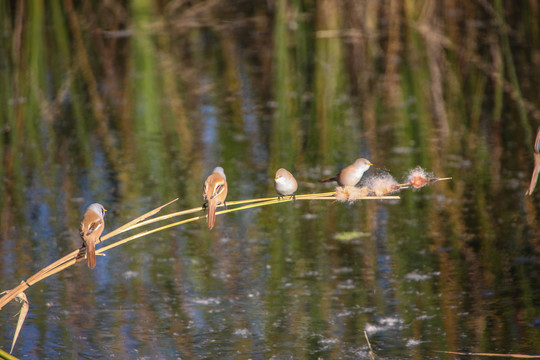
[79,203,107,269]
[319,158,373,186]
[203,167,228,229]
[274,168,298,200]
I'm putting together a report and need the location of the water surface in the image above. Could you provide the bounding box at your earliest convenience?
[1,1,540,359]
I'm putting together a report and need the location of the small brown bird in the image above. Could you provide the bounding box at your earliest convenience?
[274,168,298,200]
[79,203,106,269]
[203,167,228,229]
[526,127,540,195]
[319,158,373,186]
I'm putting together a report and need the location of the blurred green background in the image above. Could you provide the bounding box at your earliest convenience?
[1,0,540,358]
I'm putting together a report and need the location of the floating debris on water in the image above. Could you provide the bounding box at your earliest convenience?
[333,231,371,242]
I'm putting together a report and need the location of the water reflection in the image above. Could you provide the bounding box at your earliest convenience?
[1,1,540,359]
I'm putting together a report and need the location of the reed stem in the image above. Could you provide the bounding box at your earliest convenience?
[0,191,399,310]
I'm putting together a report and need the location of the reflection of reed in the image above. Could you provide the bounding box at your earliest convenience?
[64,0,119,164]
[3,0,539,202]
[1,0,540,356]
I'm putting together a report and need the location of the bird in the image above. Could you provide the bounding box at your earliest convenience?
[79,203,107,269]
[203,167,228,229]
[526,127,540,195]
[274,168,298,200]
[319,158,373,186]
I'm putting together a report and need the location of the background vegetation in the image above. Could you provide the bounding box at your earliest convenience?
[1,0,539,358]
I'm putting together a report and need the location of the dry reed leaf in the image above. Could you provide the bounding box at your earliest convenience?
[101,197,179,240]
[1,199,180,311]
[8,291,28,354]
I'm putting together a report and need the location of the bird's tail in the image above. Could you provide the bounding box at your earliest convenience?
[318,176,337,183]
[86,240,96,269]
[207,200,216,229]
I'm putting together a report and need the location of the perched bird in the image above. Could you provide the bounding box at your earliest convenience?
[203,167,228,229]
[526,127,540,195]
[79,203,107,269]
[274,168,298,200]
[319,158,373,187]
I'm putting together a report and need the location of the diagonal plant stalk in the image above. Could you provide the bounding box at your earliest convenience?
[0,175,460,354]
[116,192,338,232]
[0,186,409,356]
[0,191,399,310]
[0,348,20,360]
[96,193,400,256]
[0,198,179,310]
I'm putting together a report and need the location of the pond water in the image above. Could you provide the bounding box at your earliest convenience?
[1,1,540,359]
